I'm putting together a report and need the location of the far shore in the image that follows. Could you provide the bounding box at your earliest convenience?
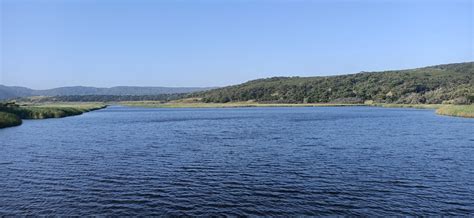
[119,101,366,108]
[1,101,472,129]
[119,101,474,118]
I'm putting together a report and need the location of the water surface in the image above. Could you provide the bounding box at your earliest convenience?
[1,106,473,215]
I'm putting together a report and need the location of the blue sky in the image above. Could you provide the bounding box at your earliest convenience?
[1,0,472,89]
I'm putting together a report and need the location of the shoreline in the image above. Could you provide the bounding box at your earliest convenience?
[119,101,366,108]
[119,101,474,118]
[0,103,107,129]
[2,102,472,129]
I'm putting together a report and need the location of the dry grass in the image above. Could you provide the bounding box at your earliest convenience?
[435,105,474,118]
[1,102,107,120]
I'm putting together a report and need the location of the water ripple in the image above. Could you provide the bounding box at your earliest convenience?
[0,107,473,216]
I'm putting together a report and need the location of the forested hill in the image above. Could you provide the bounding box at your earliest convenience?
[191,62,473,104]
[0,86,213,100]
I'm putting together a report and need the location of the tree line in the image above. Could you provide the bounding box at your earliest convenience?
[190,62,473,104]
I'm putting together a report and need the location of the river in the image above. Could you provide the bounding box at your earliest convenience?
[1,106,473,215]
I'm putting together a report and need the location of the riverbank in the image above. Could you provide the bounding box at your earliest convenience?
[120,101,474,118]
[0,103,107,128]
[0,112,22,128]
[120,101,365,108]
[435,105,474,118]
[370,103,474,118]
[2,101,471,129]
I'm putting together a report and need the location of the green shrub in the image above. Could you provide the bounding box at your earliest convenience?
[0,112,22,128]
[192,62,473,104]
[1,104,105,119]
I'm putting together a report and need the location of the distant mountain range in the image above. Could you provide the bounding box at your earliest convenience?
[0,85,214,100]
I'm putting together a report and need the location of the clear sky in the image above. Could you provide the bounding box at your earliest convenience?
[1,0,473,89]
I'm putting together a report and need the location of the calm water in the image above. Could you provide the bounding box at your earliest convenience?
[1,106,473,216]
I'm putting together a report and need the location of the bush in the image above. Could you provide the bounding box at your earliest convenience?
[452,97,471,105]
[329,97,364,104]
[0,112,22,128]
[192,62,473,104]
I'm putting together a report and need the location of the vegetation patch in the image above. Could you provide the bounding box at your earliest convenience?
[436,105,474,118]
[0,112,22,128]
[0,102,107,128]
[191,62,473,104]
[1,103,106,119]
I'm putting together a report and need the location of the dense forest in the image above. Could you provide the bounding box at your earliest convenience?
[191,62,473,104]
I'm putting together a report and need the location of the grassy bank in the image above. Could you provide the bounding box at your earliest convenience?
[0,103,107,128]
[435,105,474,118]
[4,104,107,119]
[0,112,22,128]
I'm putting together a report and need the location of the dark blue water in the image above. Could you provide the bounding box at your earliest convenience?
[1,106,473,216]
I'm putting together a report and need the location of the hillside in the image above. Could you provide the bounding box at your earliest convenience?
[0,85,213,100]
[191,62,473,104]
